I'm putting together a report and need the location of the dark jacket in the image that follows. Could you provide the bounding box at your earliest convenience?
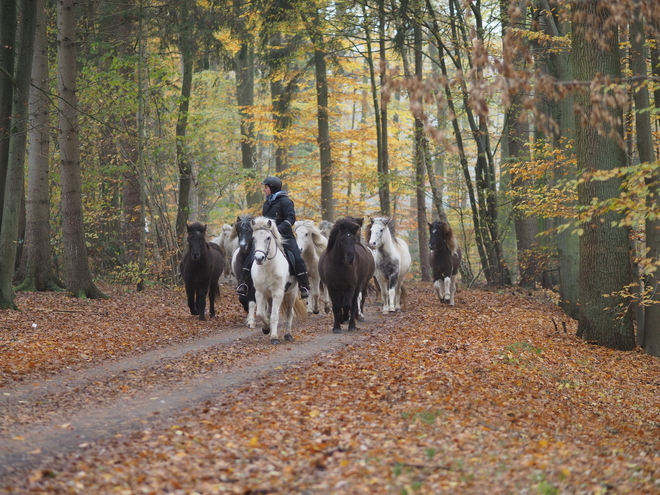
[262,191,296,240]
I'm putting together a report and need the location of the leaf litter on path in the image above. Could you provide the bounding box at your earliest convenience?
[1,283,659,494]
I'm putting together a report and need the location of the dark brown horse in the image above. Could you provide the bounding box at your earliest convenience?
[319,217,375,333]
[428,219,461,306]
[180,222,225,320]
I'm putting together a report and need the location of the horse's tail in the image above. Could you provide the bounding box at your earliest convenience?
[293,297,308,321]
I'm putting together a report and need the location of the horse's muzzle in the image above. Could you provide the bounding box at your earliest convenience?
[191,254,201,261]
[254,254,265,265]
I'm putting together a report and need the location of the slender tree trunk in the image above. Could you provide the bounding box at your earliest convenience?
[0,0,38,308]
[378,0,390,216]
[57,0,105,299]
[0,0,17,224]
[573,0,634,350]
[311,17,334,222]
[412,12,430,281]
[174,0,194,247]
[629,11,660,355]
[536,0,579,317]
[16,0,62,292]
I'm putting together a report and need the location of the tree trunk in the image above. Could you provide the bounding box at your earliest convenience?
[174,0,194,247]
[630,12,660,355]
[573,0,634,350]
[16,0,62,292]
[537,0,579,317]
[378,0,390,216]
[313,25,334,222]
[0,0,17,224]
[0,0,38,309]
[413,14,430,282]
[57,0,105,299]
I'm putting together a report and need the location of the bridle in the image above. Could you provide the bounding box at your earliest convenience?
[253,227,278,261]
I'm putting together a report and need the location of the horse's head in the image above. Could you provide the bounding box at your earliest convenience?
[251,217,281,265]
[368,217,391,249]
[186,222,207,261]
[235,215,254,254]
[428,220,451,251]
[334,218,360,265]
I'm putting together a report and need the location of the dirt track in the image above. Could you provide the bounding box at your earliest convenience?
[0,306,378,478]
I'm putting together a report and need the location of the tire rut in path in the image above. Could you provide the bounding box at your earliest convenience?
[0,325,366,476]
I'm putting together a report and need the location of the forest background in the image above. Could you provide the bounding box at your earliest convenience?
[1,0,660,356]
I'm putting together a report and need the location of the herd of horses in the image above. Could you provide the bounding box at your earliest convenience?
[180,215,462,344]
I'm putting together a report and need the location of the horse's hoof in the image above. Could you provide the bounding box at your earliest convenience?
[332,328,341,334]
[348,327,356,332]
[357,315,364,322]
[313,310,319,315]
[284,334,293,342]
[271,338,280,345]
[262,327,270,335]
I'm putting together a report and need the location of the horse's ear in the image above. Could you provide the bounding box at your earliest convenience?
[237,216,241,223]
[355,217,364,227]
[267,219,273,229]
[250,218,256,227]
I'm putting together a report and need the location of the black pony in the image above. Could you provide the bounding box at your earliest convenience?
[231,214,257,320]
[428,219,462,306]
[180,222,225,320]
[319,217,375,333]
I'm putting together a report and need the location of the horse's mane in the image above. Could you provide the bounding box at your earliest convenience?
[434,220,459,255]
[231,214,253,241]
[295,220,328,256]
[327,217,359,251]
[252,216,284,248]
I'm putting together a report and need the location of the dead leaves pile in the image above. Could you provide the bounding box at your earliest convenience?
[2,284,660,494]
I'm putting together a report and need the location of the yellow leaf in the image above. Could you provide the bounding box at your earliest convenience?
[309,409,320,418]
[539,439,548,448]
[249,436,259,447]
[13,436,25,441]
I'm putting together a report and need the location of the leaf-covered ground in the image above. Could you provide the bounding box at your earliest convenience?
[1,283,659,494]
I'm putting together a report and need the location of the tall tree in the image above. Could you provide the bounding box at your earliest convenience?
[174,0,195,246]
[57,0,105,299]
[16,0,62,292]
[572,0,634,350]
[0,0,17,223]
[0,0,38,309]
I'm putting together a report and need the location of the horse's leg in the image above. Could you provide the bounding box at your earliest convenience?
[433,279,444,303]
[347,291,360,331]
[443,276,452,303]
[196,286,208,321]
[449,274,457,306]
[330,291,343,333]
[255,291,269,332]
[387,272,398,313]
[269,292,284,344]
[246,300,256,328]
[185,284,197,316]
[356,291,364,321]
[208,282,218,318]
[283,291,295,342]
[375,273,388,313]
[310,276,320,314]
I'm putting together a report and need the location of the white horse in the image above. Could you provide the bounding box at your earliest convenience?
[294,220,328,315]
[367,217,412,313]
[251,217,306,344]
[212,224,237,279]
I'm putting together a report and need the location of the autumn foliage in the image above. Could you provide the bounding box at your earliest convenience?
[1,284,659,494]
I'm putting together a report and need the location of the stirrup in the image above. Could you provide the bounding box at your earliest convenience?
[236,283,248,296]
[299,287,309,299]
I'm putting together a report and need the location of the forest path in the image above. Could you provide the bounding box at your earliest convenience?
[0,315,376,476]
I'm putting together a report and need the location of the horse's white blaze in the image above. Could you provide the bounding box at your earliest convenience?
[369,218,411,314]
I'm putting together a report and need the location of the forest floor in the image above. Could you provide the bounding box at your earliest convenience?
[0,281,659,494]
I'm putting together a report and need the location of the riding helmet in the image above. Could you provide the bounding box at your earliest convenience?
[262,176,282,192]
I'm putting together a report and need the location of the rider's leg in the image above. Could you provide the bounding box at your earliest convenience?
[236,250,253,296]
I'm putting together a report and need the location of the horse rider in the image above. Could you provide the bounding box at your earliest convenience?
[235,176,310,299]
